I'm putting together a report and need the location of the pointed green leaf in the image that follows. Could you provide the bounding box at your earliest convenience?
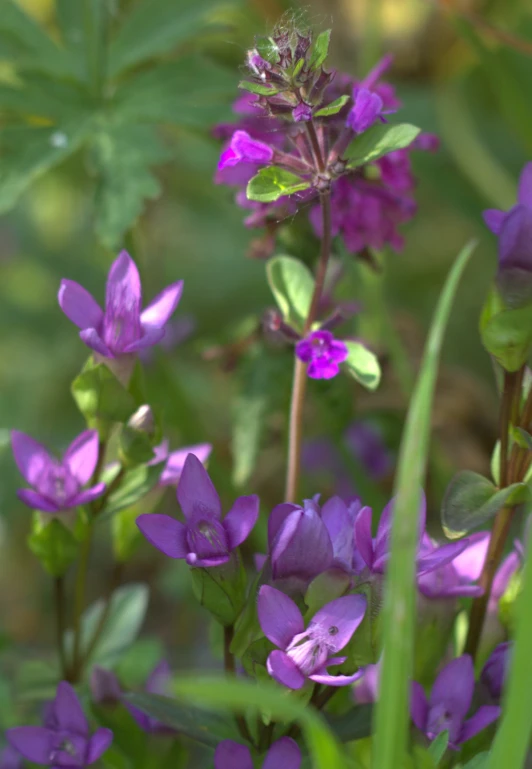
[428,731,448,763]
[28,516,79,577]
[315,95,350,117]
[238,80,281,97]
[247,166,310,203]
[345,123,421,169]
[343,341,381,390]
[99,462,165,520]
[266,255,315,330]
[309,29,332,69]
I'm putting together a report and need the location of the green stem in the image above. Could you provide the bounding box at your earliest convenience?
[71,531,93,681]
[224,625,255,746]
[54,576,68,680]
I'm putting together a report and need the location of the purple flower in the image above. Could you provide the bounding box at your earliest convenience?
[215,737,301,769]
[417,531,489,600]
[218,130,274,170]
[295,330,349,379]
[0,746,22,769]
[483,163,532,236]
[293,102,313,122]
[149,439,212,487]
[7,681,113,767]
[136,454,259,567]
[11,429,105,513]
[124,661,176,734]
[411,656,500,749]
[58,251,183,360]
[345,421,391,480]
[90,667,122,706]
[481,642,510,701]
[347,87,385,133]
[353,662,380,704]
[258,585,366,690]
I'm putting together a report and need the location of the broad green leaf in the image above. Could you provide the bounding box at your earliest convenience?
[90,123,171,249]
[239,80,281,97]
[325,705,373,743]
[309,29,332,69]
[255,36,280,64]
[480,304,532,373]
[315,95,350,117]
[16,659,59,701]
[28,516,79,577]
[441,471,529,538]
[345,123,421,169]
[372,241,476,769]
[514,427,532,450]
[247,166,310,203]
[0,75,92,122]
[266,255,315,330]
[428,730,448,763]
[108,0,218,77]
[71,361,137,429]
[343,341,381,390]
[99,462,165,520]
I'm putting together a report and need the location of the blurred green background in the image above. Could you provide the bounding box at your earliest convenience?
[0,0,530,743]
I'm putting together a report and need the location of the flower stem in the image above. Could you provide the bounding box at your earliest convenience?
[71,532,92,681]
[54,576,68,680]
[284,190,332,502]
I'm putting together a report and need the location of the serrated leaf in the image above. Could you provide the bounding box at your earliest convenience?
[345,123,421,169]
[99,462,165,520]
[238,80,281,97]
[315,95,350,117]
[266,255,315,330]
[309,29,331,69]
[247,166,311,203]
[343,341,381,390]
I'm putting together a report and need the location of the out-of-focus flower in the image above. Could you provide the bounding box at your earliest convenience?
[214,737,301,769]
[295,330,348,379]
[0,745,22,769]
[481,642,510,701]
[344,421,391,480]
[11,429,105,513]
[149,440,212,487]
[258,585,366,689]
[352,662,380,704]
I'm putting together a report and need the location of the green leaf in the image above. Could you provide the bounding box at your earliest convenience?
[99,462,164,520]
[428,731,448,763]
[309,29,332,69]
[325,705,373,743]
[513,427,532,450]
[238,80,281,97]
[108,0,218,77]
[247,166,310,203]
[28,516,79,577]
[190,558,247,627]
[464,755,489,769]
[345,123,421,169]
[266,255,315,330]
[480,304,532,373]
[315,95,350,117]
[90,123,171,249]
[0,75,93,122]
[255,36,280,64]
[71,361,137,429]
[441,471,529,538]
[373,241,476,769]
[343,341,381,390]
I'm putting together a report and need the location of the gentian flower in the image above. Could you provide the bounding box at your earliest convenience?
[0,746,22,769]
[136,454,259,567]
[417,531,489,599]
[214,737,301,769]
[150,439,212,487]
[352,661,380,704]
[411,656,500,749]
[58,251,183,360]
[481,642,510,701]
[11,429,105,513]
[218,130,274,170]
[258,585,366,690]
[7,681,113,767]
[295,330,349,379]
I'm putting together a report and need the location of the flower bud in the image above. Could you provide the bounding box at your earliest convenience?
[127,404,155,437]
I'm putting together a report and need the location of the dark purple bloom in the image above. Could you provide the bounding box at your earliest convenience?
[7,681,113,767]
[411,656,500,749]
[258,585,366,690]
[218,130,274,170]
[136,454,259,567]
[58,251,183,360]
[11,429,105,513]
[347,87,385,133]
[215,737,301,769]
[345,421,391,480]
[0,746,22,769]
[481,642,510,701]
[149,439,212,487]
[295,330,348,379]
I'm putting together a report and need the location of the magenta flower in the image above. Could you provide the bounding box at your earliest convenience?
[11,429,105,513]
[149,439,212,487]
[481,642,510,701]
[7,681,113,767]
[215,737,301,769]
[347,87,385,133]
[411,656,500,749]
[136,454,259,567]
[295,330,348,379]
[58,251,183,359]
[258,585,366,690]
[218,130,274,170]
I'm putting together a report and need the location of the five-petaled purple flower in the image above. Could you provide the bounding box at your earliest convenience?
[11,429,105,513]
[258,585,366,690]
[411,656,500,749]
[214,737,301,769]
[58,251,183,360]
[7,681,113,767]
[295,330,349,379]
[136,453,259,567]
[481,642,510,701]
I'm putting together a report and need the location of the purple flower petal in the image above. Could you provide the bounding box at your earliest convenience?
[53,681,89,736]
[123,327,166,354]
[267,650,306,690]
[459,706,500,744]
[103,251,142,353]
[311,594,367,653]
[267,503,300,547]
[177,453,221,521]
[499,205,532,271]
[347,88,384,133]
[451,531,490,582]
[518,162,532,207]
[136,514,188,558]
[219,130,274,170]
[17,488,59,513]
[11,430,53,486]
[159,443,212,486]
[90,667,122,704]
[0,745,22,769]
[145,660,171,695]
[125,702,151,732]
[63,430,100,486]
[214,740,253,769]
[430,656,474,722]
[263,738,301,769]
[71,482,106,507]
[6,727,55,764]
[271,506,334,582]
[309,669,364,687]
[86,728,113,764]
[483,209,506,235]
[224,494,259,549]
[186,553,230,568]
[354,505,374,569]
[321,496,353,566]
[58,279,103,330]
[141,281,184,331]
[492,551,520,603]
[307,360,341,379]
[258,586,304,649]
[79,328,114,358]
[411,682,429,731]
[417,540,468,576]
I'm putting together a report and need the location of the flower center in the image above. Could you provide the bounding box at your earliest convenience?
[286,629,333,676]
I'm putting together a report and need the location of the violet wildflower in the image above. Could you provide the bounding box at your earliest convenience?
[214,737,301,769]
[352,662,380,704]
[411,656,500,749]
[345,421,391,480]
[11,429,105,513]
[0,746,22,769]
[218,130,274,170]
[295,330,348,379]
[7,681,113,767]
[136,453,259,567]
[58,251,183,361]
[481,642,510,701]
[124,661,176,734]
[346,88,386,134]
[417,531,489,600]
[149,439,212,487]
[258,585,366,689]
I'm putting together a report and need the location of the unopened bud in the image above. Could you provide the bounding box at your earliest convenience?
[127,405,155,437]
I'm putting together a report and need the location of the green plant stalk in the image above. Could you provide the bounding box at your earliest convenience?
[71,531,92,681]
[372,242,475,769]
[54,576,68,680]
